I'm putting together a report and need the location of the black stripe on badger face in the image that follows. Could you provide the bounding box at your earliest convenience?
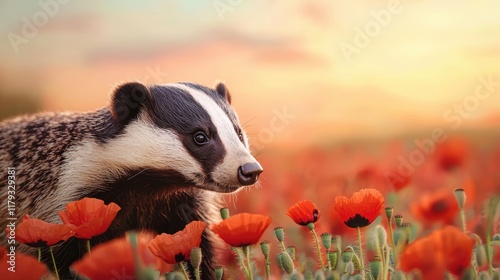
[147,85,227,180]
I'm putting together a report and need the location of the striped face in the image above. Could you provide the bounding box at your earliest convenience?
[101,81,263,193]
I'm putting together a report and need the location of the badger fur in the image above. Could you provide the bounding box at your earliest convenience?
[0,81,263,279]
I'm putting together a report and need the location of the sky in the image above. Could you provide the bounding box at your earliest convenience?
[0,0,499,148]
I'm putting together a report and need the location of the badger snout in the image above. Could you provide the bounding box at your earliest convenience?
[237,162,263,185]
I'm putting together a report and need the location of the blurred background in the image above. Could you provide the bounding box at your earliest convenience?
[1,0,500,270]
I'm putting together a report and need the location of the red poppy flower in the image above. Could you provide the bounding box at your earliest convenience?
[286,200,320,226]
[333,188,385,228]
[0,246,50,280]
[211,213,271,247]
[58,197,121,239]
[8,214,76,247]
[410,190,459,227]
[399,226,474,279]
[148,221,207,264]
[71,232,163,279]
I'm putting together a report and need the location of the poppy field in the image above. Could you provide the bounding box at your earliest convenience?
[1,133,499,280]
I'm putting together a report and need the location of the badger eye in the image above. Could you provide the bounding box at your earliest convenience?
[193,132,209,145]
[238,133,244,142]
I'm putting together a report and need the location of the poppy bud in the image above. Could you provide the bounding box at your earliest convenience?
[304,271,313,280]
[349,274,363,280]
[475,244,488,267]
[461,268,475,280]
[342,247,354,263]
[321,233,332,249]
[215,266,224,280]
[394,227,407,245]
[394,215,403,227]
[402,223,412,241]
[392,271,407,280]
[166,271,185,280]
[369,256,382,280]
[479,272,492,280]
[286,246,296,261]
[220,208,229,220]
[290,273,302,280]
[345,261,355,275]
[385,207,394,220]
[260,241,270,258]
[492,269,500,280]
[314,270,326,280]
[278,252,294,274]
[190,247,202,269]
[493,234,500,242]
[454,188,466,209]
[328,250,338,270]
[274,227,285,242]
[376,225,388,248]
[332,235,342,251]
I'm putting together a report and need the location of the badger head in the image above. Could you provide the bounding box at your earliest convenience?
[102,81,262,193]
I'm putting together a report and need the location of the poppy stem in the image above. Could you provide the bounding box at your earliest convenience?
[49,247,60,280]
[235,247,251,280]
[356,227,366,278]
[86,239,91,255]
[179,261,190,280]
[243,246,254,280]
[37,247,41,262]
[388,217,397,268]
[309,224,326,270]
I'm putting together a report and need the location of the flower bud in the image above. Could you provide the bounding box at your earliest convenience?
[454,188,466,209]
[375,225,388,249]
[215,266,224,280]
[342,246,354,263]
[274,227,285,242]
[190,247,202,269]
[304,270,314,280]
[349,274,363,280]
[278,252,294,274]
[260,241,270,257]
[287,246,296,261]
[392,271,407,280]
[314,270,326,280]
[321,232,332,249]
[290,273,301,280]
[345,261,355,275]
[166,272,185,280]
[475,244,488,267]
[220,208,229,220]
[332,235,342,251]
[385,207,394,220]
[328,250,339,270]
[394,215,403,227]
[370,256,382,280]
[479,272,492,280]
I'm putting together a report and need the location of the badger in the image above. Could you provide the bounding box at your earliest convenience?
[0,81,263,279]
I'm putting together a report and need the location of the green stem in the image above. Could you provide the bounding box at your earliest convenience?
[311,227,326,270]
[236,248,251,279]
[244,246,254,280]
[179,261,190,280]
[382,245,390,280]
[86,239,91,255]
[49,247,60,280]
[194,268,200,280]
[37,247,41,262]
[279,241,287,253]
[388,218,396,268]
[265,256,271,280]
[357,227,366,279]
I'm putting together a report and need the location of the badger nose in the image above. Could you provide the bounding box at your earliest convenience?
[237,162,263,185]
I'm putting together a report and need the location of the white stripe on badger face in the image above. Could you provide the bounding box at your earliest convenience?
[52,116,204,208]
[170,83,257,187]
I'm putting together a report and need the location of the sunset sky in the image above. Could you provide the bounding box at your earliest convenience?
[1,0,499,148]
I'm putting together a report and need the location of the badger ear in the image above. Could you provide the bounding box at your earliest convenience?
[110,82,151,124]
[215,81,232,104]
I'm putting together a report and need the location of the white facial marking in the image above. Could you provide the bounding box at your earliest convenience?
[170,83,258,186]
